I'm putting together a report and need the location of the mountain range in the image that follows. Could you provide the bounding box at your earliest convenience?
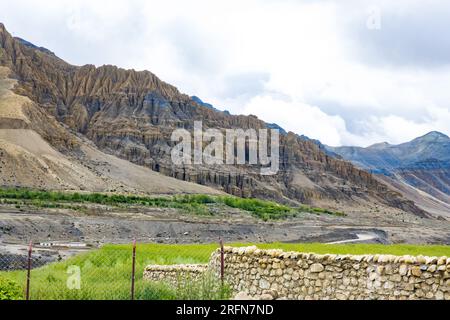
[0,23,442,218]
[327,132,450,216]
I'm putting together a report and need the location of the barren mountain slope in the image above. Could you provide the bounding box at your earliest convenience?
[377,174,450,218]
[0,23,426,215]
[0,66,221,195]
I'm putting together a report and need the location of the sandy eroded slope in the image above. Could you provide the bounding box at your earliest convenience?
[0,66,221,195]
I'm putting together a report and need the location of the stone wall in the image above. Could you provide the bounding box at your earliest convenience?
[144,246,450,300]
[143,264,208,287]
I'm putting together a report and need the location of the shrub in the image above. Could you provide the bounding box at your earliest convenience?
[219,196,294,220]
[0,277,23,300]
[186,194,216,204]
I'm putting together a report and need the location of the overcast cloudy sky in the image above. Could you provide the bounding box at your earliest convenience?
[1,0,450,146]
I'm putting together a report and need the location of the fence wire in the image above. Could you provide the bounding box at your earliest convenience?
[0,241,225,300]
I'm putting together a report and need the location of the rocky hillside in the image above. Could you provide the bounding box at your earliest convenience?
[0,64,221,195]
[328,132,450,216]
[0,23,426,215]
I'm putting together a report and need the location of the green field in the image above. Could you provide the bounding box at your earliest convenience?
[1,243,449,300]
[0,187,345,220]
[110,242,450,261]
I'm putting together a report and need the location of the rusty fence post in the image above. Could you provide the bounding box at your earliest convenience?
[25,240,32,301]
[219,239,224,285]
[131,239,137,300]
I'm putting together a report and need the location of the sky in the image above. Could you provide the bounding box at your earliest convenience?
[1,0,450,147]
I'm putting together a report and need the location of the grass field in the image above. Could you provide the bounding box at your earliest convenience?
[0,187,345,220]
[0,244,225,300]
[111,242,450,262]
[1,243,449,300]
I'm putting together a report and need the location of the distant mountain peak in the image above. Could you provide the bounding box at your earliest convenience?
[266,123,287,135]
[14,37,55,56]
[191,95,233,115]
[367,142,391,149]
[330,129,450,212]
[332,130,450,169]
[418,131,449,141]
[191,96,214,109]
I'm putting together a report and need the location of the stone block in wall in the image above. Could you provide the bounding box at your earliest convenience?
[143,264,208,287]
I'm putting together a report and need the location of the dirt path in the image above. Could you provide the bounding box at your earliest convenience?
[327,233,379,244]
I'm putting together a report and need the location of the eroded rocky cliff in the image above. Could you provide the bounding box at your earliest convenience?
[0,23,426,215]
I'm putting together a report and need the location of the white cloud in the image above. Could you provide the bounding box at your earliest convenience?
[241,95,349,146]
[364,106,450,145]
[1,0,450,146]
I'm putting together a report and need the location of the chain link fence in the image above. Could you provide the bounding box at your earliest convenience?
[0,241,227,300]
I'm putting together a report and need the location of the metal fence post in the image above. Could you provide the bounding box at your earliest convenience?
[131,239,136,300]
[219,239,224,285]
[26,240,32,301]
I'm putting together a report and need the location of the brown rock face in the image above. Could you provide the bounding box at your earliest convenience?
[0,23,426,215]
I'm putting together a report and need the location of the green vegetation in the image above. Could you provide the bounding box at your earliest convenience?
[0,187,345,220]
[1,243,448,300]
[220,196,294,220]
[0,244,228,300]
[170,272,231,300]
[136,274,230,300]
[0,276,22,300]
[111,243,450,260]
